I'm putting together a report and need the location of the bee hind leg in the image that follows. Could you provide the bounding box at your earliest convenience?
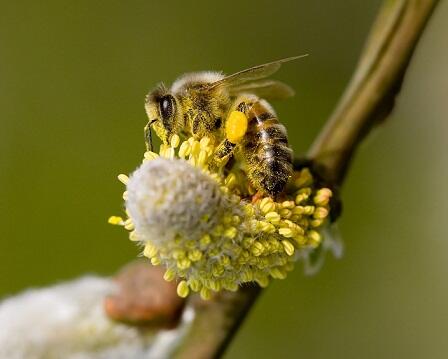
[211,107,250,169]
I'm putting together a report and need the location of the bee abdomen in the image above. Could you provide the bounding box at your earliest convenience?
[242,100,293,197]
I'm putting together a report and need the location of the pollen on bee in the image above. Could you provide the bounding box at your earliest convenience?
[226,110,248,144]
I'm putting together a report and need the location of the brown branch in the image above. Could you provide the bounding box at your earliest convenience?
[308,0,439,185]
[174,285,261,359]
[171,1,439,357]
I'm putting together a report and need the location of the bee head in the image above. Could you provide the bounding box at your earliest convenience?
[145,84,179,144]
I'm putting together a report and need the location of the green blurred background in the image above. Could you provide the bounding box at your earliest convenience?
[1,1,447,358]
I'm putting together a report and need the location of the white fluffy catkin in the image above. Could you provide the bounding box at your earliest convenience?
[126,158,237,245]
[0,276,193,359]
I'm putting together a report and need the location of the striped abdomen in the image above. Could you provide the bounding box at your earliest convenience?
[242,99,293,197]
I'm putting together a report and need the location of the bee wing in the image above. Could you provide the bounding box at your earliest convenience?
[228,79,295,100]
[208,55,308,89]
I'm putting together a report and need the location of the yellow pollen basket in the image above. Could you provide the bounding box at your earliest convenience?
[225,110,248,144]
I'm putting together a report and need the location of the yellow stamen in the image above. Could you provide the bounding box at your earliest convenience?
[163,269,176,281]
[117,174,129,185]
[144,151,159,160]
[170,134,180,148]
[177,281,190,298]
[282,240,295,256]
[178,141,191,158]
[108,216,123,225]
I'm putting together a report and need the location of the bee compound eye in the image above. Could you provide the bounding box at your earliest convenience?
[160,95,174,119]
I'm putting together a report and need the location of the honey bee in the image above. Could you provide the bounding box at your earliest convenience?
[144,56,306,197]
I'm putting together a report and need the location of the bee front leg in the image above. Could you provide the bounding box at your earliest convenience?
[144,122,153,152]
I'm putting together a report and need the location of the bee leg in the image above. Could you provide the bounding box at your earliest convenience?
[251,191,265,203]
[144,122,153,152]
[211,109,249,168]
[210,139,236,169]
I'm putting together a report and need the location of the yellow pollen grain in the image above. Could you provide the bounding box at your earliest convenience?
[225,282,239,292]
[269,268,287,279]
[295,168,313,187]
[261,222,276,233]
[295,194,308,205]
[308,230,321,245]
[292,206,304,215]
[124,219,134,231]
[117,174,129,185]
[314,188,332,206]
[281,200,295,209]
[177,258,191,270]
[143,243,158,258]
[222,215,232,225]
[188,156,197,166]
[200,287,211,300]
[209,280,222,292]
[197,150,208,166]
[311,219,324,227]
[220,255,230,267]
[200,234,211,246]
[212,224,224,236]
[224,226,237,239]
[189,279,201,292]
[163,269,176,282]
[255,276,270,288]
[250,241,264,256]
[279,227,294,238]
[314,207,329,219]
[279,208,292,218]
[190,141,201,157]
[144,151,159,160]
[108,216,123,225]
[129,231,138,241]
[188,249,203,262]
[232,215,241,225]
[178,141,191,158]
[172,249,186,260]
[240,270,253,282]
[150,257,161,265]
[303,206,315,215]
[170,134,180,148]
[165,147,175,159]
[242,237,254,249]
[212,265,224,277]
[200,136,211,149]
[265,211,281,224]
[177,281,190,298]
[260,198,276,214]
[282,240,295,256]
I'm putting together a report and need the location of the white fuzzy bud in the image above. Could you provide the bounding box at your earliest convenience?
[126,158,236,245]
[0,277,194,359]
